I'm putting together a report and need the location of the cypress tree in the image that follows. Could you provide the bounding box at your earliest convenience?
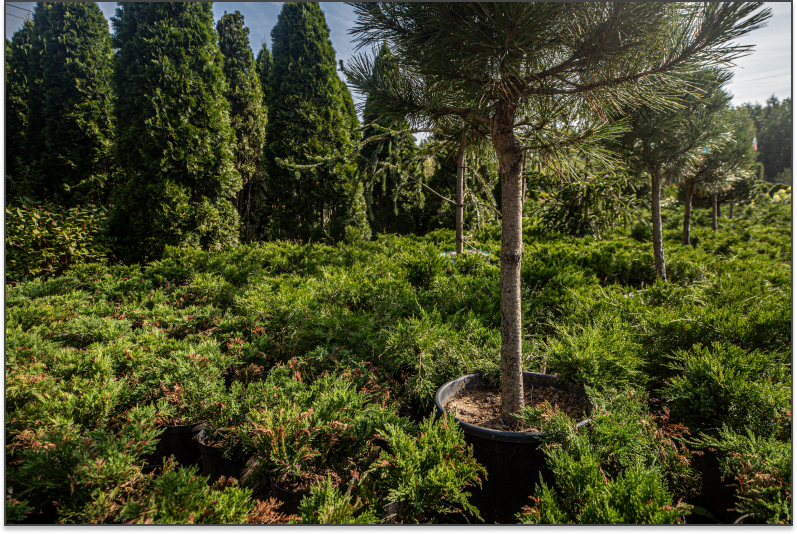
[255,43,272,106]
[216,11,267,242]
[38,2,114,205]
[108,3,241,264]
[263,2,366,242]
[6,20,34,197]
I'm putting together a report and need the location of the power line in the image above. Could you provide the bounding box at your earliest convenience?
[6,11,29,21]
[733,73,792,85]
[7,3,33,13]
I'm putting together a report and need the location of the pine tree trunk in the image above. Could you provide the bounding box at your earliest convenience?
[712,193,718,231]
[682,185,693,246]
[456,136,465,255]
[651,167,667,281]
[491,101,524,425]
[729,200,734,219]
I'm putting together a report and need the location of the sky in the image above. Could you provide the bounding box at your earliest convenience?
[5,1,792,108]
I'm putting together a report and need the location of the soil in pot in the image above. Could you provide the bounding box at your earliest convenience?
[197,430,252,485]
[434,372,592,524]
[447,385,587,432]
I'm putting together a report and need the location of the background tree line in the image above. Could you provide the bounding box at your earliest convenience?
[5,2,477,265]
[4,2,787,270]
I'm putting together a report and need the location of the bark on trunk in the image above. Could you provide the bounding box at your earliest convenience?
[712,193,718,231]
[682,185,693,246]
[651,168,667,281]
[729,200,734,219]
[491,101,525,425]
[456,136,466,255]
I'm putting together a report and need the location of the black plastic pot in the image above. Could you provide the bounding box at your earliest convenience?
[158,421,207,468]
[434,372,592,524]
[197,430,251,484]
[270,477,310,514]
[695,448,738,524]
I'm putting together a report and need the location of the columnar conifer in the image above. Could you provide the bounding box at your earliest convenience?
[255,44,272,106]
[217,11,267,242]
[6,21,34,196]
[37,2,114,205]
[108,3,241,264]
[264,2,366,242]
[24,2,53,174]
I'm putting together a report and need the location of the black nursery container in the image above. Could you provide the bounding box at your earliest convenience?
[434,372,592,524]
[197,430,251,484]
[159,422,207,468]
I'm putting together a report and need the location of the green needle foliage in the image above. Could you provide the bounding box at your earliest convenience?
[216,11,267,242]
[263,2,366,243]
[6,20,34,195]
[37,2,114,206]
[107,2,241,265]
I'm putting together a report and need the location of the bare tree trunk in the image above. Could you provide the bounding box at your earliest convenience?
[456,135,466,254]
[729,200,734,219]
[712,193,718,231]
[492,101,524,426]
[651,167,667,281]
[245,178,253,241]
[682,184,693,246]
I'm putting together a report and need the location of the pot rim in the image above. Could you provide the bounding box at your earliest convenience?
[434,372,591,443]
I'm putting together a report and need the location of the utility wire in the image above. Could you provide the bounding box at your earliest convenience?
[6,11,28,21]
[8,3,33,12]
[733,72,791,84]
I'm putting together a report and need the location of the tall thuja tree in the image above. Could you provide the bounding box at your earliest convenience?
[255,43,272,105]
[108,3,241,264]
[615,68,733,268]
[6,20,34,198]
[24,2,53,180]
[346,2,771,423]
[37,2,114,206]
[264,2,366,242]
[217,11,267,242]
[680,104,757,243]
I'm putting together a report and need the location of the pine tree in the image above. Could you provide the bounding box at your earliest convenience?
[255,43,272,106]
[216,11,267,242]
[615,69,731,271]
[37,2,114,206]
[263,2,366,242]
[107,2,241,264]
[346,3,771,422]
[6,20,34,198]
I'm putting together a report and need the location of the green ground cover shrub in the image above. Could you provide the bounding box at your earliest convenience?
[4,201,790,524]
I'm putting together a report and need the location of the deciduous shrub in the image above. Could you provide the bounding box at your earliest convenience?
[6,199,109,283]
